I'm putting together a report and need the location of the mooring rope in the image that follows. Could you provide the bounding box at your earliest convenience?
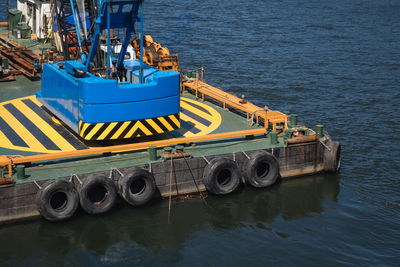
[183,156,208,206]
[168,154,174,224]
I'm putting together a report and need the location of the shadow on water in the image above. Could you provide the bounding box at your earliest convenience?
[0,173,339,263]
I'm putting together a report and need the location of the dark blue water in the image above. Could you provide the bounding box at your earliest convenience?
[1,0,400,265]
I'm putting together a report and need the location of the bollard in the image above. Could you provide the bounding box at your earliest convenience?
[175,145,184,153]
[16,165,25,180]
[290,114,297,127]
[148,146,157,161]
[163,146,173,157]
[270,131,278,145]
[284,129,294,140]
[316,124,324,138]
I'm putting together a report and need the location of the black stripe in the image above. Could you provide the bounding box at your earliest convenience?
[180,120,201,134]
[92,123,110,140]
[131,127,145,138]
[120,121,136,138]
[168,130,183,138]
[163,115,179,129]
[4,103,60,150]
[82,124,95,138]
[104,121,124,140]
[22,99,87,150]
[79,121,83,131]
[0,116,29,147]
[140,120,158,135]
[181,99,212,116]
[180,107,211,127]
[153,118,169,132]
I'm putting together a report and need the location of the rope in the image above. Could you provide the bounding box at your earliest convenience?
[108,167,124,179]
[33,180,42,190]
[168,154,174,224]
[247,109,268,126]
[69,174,82,185]
[320,140,331,151]
[242,150,250,160]
[201,154,210,164]
[183,156,208,206]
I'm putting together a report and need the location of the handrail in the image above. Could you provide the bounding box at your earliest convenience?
[0,128,267,173]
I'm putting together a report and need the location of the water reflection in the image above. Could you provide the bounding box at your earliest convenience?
[0,173,339,263]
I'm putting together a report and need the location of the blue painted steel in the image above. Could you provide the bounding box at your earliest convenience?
[139,8,144,83]
[106,2,111,79]
[85,0,140,71]
[69,0,83,54]
[37,0,180,137]
[37,61,180,132]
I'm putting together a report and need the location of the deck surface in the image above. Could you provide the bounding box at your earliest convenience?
[0,75,261,157]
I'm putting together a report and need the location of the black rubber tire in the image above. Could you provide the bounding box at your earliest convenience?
[242,150,279,188]
[117,168,156,206]
[78,174,117,214]
[324,140,341,172]
[203,157,241,195]
[35,179,79,221]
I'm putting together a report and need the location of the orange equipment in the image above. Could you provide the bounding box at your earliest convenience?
[132,35,179,71]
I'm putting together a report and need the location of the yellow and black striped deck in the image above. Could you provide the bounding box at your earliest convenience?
[0,96,221,154]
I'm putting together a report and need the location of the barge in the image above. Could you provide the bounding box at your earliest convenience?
[0,0,341,224]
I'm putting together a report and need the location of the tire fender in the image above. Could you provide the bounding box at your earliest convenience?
[324,140,341,172]
[117,168,156,206]
[35,179,79,221]
[203,157,241,195]
[78,174,117,214]
[242,150,280,188]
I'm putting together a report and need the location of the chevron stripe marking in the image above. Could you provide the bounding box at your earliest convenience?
[85,123,105,140]
[111,121,131,139]
[98,122,118,140]
[168,114,180,127]
[158,116,174,131]
[145,118,164,134]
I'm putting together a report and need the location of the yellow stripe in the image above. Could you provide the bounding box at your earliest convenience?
[145,119,163,134]
[0,123,14,148]
[124,122,140,138]
[80,122,90,137]
[111,121,131,139]
[0,105,47,152]
[181,101,215,123]
[14,100,76,151]
[30,96,43,106]
[97,122,118,140]
[180,112,209,132]
[168,114,180,127]
[158,117,174,131]
[138,121,152,135]
[85,123,104,140]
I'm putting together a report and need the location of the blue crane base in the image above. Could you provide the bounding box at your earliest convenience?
[36,60,181,141]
